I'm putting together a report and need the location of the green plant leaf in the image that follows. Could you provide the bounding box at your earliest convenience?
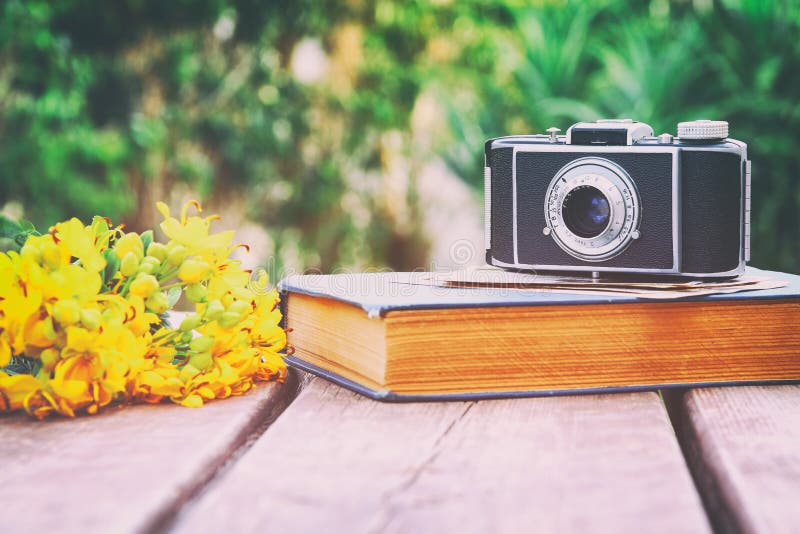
[102,248,121,285]
[166,286,182,308]
[0,216,23,238]
[140,230,153,253]
[0,216,38,252]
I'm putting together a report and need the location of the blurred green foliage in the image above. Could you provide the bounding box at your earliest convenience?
[0,0,798,272]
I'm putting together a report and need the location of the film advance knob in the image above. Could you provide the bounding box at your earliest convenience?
[677,120,729,140]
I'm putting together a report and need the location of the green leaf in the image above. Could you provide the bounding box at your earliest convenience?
[102,249,121,285]
[140,230,153,253]
[166,286,182,308]
[18,219,36,233]
[0,216,39,252]
[0,216,23,239]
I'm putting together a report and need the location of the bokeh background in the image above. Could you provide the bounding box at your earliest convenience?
[1,0,798,276]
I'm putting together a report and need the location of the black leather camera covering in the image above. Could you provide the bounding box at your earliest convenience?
[489,147,516,263]
[680,151,743,273]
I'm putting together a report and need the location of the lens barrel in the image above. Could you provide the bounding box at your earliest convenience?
[562,186,611,238]
[544,157,641,261]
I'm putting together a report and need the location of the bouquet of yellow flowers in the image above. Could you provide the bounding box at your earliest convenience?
[0,201,286,418]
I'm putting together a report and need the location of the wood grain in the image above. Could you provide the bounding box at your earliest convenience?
[175,377,711,533]
[0,374,300,534]
[670,385,800,533]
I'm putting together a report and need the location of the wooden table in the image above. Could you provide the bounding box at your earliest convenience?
[2,370,798,533]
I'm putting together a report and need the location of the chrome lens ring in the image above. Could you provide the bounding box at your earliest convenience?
[544,157,641,261]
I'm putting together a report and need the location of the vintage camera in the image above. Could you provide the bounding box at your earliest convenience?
[484,119,751,277]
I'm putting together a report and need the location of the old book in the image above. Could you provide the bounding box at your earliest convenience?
[278,269,800,400]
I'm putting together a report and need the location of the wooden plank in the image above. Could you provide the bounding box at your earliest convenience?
[669,385,800,533]
[0,373,300,534]
[175,378,711,533]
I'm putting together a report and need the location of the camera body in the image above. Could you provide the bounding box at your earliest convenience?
[484,119,750,277]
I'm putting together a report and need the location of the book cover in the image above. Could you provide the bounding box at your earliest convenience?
[278,268,800,401]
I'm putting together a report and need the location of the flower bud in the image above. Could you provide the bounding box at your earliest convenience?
[218,311,242,328]
[40,348,60,372]
[146,292,170,314]
[146,242,168,262]
[185,283,207,303]
[138,255,161,275]
[227,300,250,317]
[167,245,188,266]
[205,300,225,320]
[115,232,144,260]
[178,259,211,284]
[120,252,139,277]
[80,308,102,331]
[189,335,214,353]
[189,351,213,371]
[130,273,160,298]
[179,315,203,332]
[52,299,82,326]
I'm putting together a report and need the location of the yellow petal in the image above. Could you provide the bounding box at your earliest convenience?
[178,259,211,284]
[55,218,106,272]
[178,394,203,408]
[156,201,171,220]
[115,232,145,261]
[0,338,10,367]
[0,374,41,411]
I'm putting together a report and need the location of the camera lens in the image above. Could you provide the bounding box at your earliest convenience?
[545,158,640,261]
[562,185,611,238]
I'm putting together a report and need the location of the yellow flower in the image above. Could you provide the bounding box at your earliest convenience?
[0,267,42,355]
[1,201,286,418]
[0,372,41,412]
[136,368,184,400]
[64,326,95,354]
[54,218,106,272]
[23,314,56,348]
[156,201,235,258]
[45,264,103,302]
[20,234,70,271]
[49,357,95,416]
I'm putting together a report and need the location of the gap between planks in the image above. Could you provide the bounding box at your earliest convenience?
[154,370,316,533]
[666,385,800,534]
[0,370,304,534]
